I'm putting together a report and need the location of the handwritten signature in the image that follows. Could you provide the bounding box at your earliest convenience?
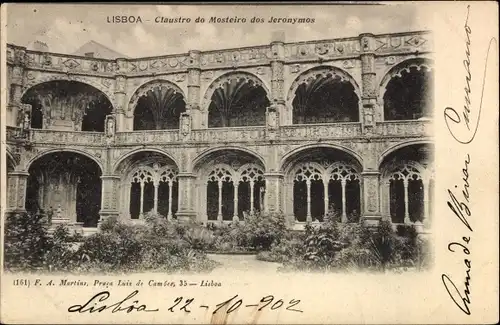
[441,5,497,316]
[443,5,496,144]
[68,290,159,313]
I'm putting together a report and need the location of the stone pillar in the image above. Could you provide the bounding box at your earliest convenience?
[403,178,411,224]
[167,181,174,220]
[323,181,329,218]
[361,171,381,226]
[6,171,29,213]
[187,50,202,129]
[263,172,284,214]
[359,34,378,134]
[113,73,128,132]
[99,175,120,225]
[341,179,347,222]
[233,177,240,221]
[270,39,286,126]
[8,64,25,127]
[306,179,312,222]
[176,172,197,222]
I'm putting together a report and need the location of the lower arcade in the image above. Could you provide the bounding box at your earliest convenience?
[12,142,434,231]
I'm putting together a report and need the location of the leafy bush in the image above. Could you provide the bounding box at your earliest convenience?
[3,212,52,271]
[242,211,287,250]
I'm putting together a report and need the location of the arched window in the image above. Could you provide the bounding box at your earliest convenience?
[206,166,235,221]
[387,163,432,224]
[128,165,179,219]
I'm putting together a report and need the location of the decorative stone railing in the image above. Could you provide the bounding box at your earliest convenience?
[280,122,363,139]
[115,130,179,144]
[23,128,106,145]
[6,120,431,147]
[375,119,432,137]
[190,126,266,143]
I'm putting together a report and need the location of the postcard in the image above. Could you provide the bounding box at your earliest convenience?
[1,2,498,324]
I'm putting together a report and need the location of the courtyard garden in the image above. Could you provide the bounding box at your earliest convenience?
[3,210,432,274]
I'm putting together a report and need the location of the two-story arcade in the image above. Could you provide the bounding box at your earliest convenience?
[4,31,434,231]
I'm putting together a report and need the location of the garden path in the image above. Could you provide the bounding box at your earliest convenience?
[207,254,281,273]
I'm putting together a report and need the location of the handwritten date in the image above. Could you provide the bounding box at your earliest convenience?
[68,290,303,314]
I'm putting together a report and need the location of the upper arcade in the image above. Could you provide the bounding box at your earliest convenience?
[5,30,433,141]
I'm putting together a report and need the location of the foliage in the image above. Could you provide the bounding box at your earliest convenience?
[205,211,288,252]
[243,211,287,250]
[3,212,219,274]
[3,212,52,271]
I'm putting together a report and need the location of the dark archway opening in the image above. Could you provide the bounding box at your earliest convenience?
[21,81,113,131]
[292,73,359,124]
[26,152,102,227]
[208,78,270,128]
[384,65,433,120]
[133,85,186,130]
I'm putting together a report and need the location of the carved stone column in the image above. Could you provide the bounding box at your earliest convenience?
[359,33,378,134]
[263,172,284,214]
[6,171,29,213]
[187,50,202,129]
[176,172,197,222]
[361,171,381,226]
[270,39,286,126]
[8,64,25,127]
[99,175,120,226]
[113,72,127,132]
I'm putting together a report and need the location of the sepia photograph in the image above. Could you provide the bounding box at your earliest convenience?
[0,2,498,324]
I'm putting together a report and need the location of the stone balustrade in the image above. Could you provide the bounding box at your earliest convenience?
[6,120,431,147]
[375,119,432,137]
[280,122,362,140]
[115,130,179,144]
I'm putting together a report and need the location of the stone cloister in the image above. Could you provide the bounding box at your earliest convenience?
[4,31,434,231]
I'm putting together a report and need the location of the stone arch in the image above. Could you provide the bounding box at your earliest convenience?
[192,146,266,172]
[201,71,271,128]
[113,149,180,219]
[202,71,271,111]
[281,145,363,223]
[378,139,434,168]
[127,79,186,114]
[287,65,362,104]
[113,148,180,175]
[22,74,115,107]
[379,58,434,121]
[25,148,104,173]
[128,79,187,130]
[193,147,267,222]
[379,58,434,93]
[378,142,434,225]
[21,78,114,131]
[25,150,103,227]
[280,143,363,173]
